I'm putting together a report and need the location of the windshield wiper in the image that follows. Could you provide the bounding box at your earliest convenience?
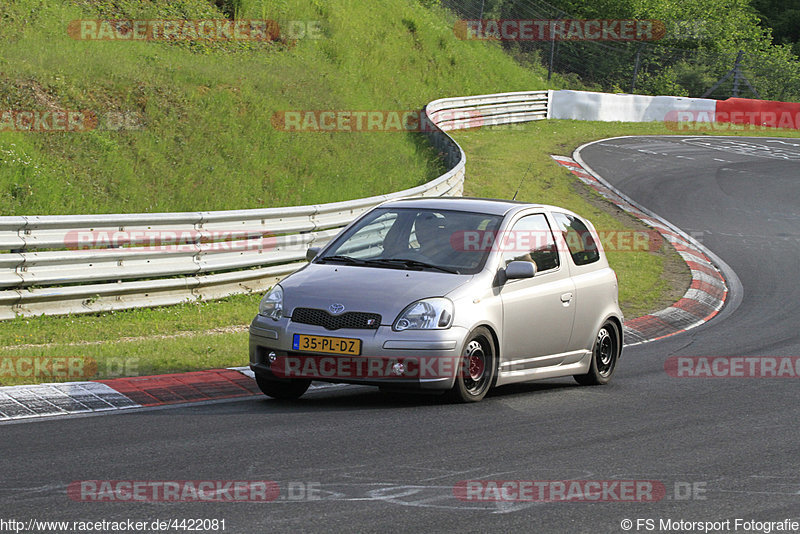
[316,255,366,265]
[366,258,459,274]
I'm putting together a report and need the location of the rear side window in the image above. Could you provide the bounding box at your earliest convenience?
[553,213,600,266]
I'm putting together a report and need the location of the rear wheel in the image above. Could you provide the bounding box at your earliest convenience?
[255,374,311,400]
[446,327,496,403]
[574,321,620,386]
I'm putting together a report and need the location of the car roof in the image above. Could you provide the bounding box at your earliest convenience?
[380,196,553,216]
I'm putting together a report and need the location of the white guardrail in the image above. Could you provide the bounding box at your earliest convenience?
[0,90,549,319]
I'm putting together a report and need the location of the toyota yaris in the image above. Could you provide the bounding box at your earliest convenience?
[249,197,623,402]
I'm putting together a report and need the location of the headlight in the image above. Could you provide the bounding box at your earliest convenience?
[258,285,284,320]
[393,298,453,331]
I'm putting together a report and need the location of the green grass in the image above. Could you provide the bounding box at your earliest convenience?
[0,293,261,347]
[0,332,248,385]
[0,0,548,214]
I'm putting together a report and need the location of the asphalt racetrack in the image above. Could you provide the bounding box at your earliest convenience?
[2,136,798,533]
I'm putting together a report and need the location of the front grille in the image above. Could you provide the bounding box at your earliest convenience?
[291,308,382,330]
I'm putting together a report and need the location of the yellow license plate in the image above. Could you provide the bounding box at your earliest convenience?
[292,334,361,355]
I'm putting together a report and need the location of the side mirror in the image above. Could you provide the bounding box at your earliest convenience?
[306,247,320,262]
[504,260,537,280]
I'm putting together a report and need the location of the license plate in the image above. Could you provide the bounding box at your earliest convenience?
[292,334,361,355]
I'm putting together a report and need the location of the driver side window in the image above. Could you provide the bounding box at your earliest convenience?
[501,214,560,272]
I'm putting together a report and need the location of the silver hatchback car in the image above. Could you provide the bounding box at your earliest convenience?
[249,197,623,402]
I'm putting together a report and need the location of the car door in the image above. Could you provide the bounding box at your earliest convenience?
[551,211,612,353]
[498,212,576,369]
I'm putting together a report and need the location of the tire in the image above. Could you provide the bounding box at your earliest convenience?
[446,327,496,403]
[574,321,620,386]
[255,374,311,400]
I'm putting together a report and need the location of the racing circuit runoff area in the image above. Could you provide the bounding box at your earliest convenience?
[1,136,799,533]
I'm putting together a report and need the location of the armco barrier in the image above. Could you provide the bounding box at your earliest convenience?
[0,91,549,319]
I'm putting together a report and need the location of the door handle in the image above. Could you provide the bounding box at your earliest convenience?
[560,292,573,303]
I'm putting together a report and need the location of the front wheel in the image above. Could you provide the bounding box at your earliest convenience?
[255,374,311,400]
[446,327,496,403]
[574,321,620,386]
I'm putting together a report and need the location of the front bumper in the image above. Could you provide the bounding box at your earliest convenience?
[249,314,467,390]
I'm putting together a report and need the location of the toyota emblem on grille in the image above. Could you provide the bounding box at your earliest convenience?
[329,303,345,315]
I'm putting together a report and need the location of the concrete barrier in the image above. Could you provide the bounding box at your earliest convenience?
[550,89,717,122]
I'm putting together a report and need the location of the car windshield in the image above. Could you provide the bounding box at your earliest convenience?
[316,207,503,275]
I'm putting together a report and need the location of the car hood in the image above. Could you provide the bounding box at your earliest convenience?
[280,263,473,324]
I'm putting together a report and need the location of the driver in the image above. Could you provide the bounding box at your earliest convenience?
[413,212,451,262]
